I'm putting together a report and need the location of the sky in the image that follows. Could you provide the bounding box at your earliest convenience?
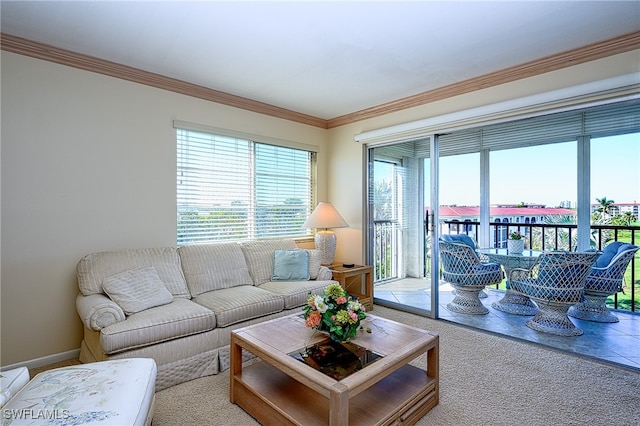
[434,133,639,207]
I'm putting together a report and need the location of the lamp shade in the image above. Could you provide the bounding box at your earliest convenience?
[303,202,349,230]
[304,202,348,265]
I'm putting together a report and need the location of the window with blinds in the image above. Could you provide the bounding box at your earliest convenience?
[177,128,315,245]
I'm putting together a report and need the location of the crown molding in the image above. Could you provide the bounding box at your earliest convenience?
[327,30,640,129]
[354,74,640,144]
[2,31,639,130]
[0,33,329,129]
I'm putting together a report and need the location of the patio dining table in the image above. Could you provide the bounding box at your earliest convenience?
[477,248,543,316]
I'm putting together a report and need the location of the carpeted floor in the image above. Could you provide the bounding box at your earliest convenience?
[31,305,640,425]
[152,306,640,425]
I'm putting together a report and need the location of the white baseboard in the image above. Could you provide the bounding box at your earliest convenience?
[1,349,80,371]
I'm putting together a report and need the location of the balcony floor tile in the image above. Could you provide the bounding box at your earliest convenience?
[374,278,640,371]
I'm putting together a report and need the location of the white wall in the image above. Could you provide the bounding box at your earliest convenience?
[0,52,328,366]
[1,48,637,366]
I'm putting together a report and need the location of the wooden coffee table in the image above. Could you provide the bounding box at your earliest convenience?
[230,313,439,425]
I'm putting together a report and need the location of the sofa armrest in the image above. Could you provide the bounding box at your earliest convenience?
[317,266,333,281]
[76,293,125,331]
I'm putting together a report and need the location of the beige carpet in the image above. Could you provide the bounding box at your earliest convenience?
[151,306,640,426]
[28,306,640,425]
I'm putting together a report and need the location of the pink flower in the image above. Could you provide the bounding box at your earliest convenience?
[336,296,347,305]
[305,311,321,328]
[349,311,358,322]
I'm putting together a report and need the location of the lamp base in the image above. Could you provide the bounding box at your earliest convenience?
[315,230,337,265]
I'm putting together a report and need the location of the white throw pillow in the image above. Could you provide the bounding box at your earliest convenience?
[102,266,173,315]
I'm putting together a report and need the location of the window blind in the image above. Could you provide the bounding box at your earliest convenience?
[438,99,640,156]
[369,99,639,162]
[177,128,314,244]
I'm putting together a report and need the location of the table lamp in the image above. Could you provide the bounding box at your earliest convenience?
[303,202,349,265]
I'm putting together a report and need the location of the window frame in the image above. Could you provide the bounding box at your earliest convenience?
[175,121,318,245]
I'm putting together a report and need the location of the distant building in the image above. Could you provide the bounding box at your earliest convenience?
[590,202,639,219]
[433,204,576,246]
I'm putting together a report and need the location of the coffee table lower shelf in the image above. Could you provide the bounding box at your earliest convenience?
[232,360,438,426]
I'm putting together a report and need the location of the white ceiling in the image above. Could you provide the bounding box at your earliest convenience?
[2,1,639,120]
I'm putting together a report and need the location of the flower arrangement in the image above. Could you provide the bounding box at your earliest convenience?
[303,283,369,343]
[509,230,523,240]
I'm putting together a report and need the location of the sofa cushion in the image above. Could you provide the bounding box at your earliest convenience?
[259,280,334,310]
[193,285,284,327]
[178,243,253,296]
[102,266,174,315]
[240,239,298,285]
[100,298,215,354]
[77,247,190,298]
[272,249,310,281]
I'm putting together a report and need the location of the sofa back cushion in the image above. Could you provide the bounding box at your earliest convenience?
[178,243,253,296]
[77,247,190,298]
[240,239,298,286]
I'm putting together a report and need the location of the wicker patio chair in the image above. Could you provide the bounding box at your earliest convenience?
[568,242,639,323]
[441,234,489,298]
[439,238,503,315]
[510,251,599,336]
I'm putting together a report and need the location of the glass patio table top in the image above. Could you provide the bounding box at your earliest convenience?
[477,248,543,316]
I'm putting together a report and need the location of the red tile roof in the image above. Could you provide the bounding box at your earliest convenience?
[435,205,576,218]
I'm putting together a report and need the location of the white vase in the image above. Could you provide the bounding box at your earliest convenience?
[507,239,525,254]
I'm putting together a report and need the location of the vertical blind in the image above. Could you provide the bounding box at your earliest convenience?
[371,99,640,159]
[177,128,315,244]
[438,99,640,156]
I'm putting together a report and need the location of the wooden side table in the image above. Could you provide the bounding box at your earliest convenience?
[328,264,373,311]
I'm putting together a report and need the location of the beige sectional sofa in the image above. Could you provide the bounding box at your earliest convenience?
[75,239,336,390]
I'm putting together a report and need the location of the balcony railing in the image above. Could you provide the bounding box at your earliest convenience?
[373,220,640,312]
[373,220,399,282]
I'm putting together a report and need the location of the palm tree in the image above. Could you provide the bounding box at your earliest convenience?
[531,214,575,251]
[374,179,393,220]
[622,211,636,226]
[595,197,615,218]
[590,213,614,249]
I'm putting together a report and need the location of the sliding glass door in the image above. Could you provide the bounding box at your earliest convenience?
[367,139,431,314]
[365,99,639,319]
